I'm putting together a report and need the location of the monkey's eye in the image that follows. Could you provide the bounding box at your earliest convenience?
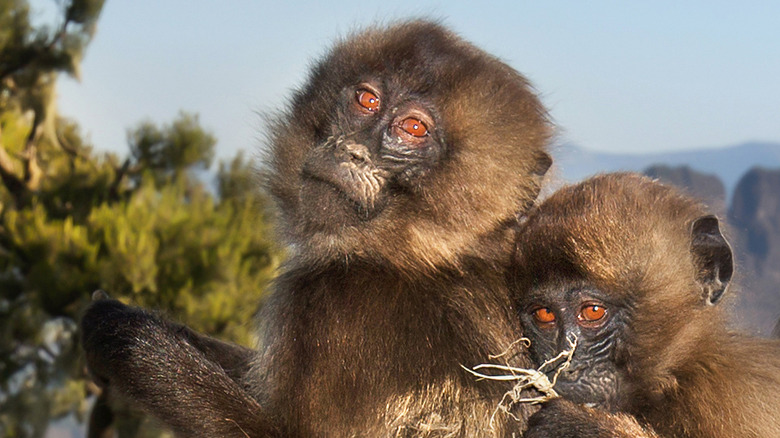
[400,117,428,137]
[356,89,381,112]
[532,307,556,325]
[578,303,607,323]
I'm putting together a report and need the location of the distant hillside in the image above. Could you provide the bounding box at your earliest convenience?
[553,141,780,199]
[728,168,780,335]
[644,164,727,215]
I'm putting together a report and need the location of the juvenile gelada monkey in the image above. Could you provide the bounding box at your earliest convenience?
[81,20,570,437]
[512,172,780,438]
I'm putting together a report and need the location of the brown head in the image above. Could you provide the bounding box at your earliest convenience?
[264,20,552,271]
[511,173,734,409]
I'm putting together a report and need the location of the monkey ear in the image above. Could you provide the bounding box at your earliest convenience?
[517,153,552,222]
[690,215,734,305]
[532,152,553,186]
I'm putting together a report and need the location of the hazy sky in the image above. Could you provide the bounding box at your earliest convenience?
[49,1,780,164]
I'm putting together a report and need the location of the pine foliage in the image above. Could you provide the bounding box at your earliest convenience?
[0,1,280,436]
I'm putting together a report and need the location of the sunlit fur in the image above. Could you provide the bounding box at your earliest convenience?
[513,173,780,437]
[265,20,551,272]
[523,399,660,438]
[251,20,554,436]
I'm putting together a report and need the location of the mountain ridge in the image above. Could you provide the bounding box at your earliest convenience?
[553,141,780,199]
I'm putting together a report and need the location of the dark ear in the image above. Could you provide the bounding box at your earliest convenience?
[518,152,553,219]
[690,215,733,305]
[532,152,553,186]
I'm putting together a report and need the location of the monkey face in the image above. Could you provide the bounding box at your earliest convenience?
[512,173,737,415]
[265,21,552,268]
[517,280,626,410]
[298,80,446,222]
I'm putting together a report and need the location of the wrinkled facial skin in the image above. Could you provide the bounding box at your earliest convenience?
[517,281,629,410]
[300,81,445,221]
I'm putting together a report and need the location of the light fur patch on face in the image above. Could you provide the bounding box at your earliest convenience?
[339,161,387,210]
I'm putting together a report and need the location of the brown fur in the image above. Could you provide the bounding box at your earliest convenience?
[265,21,551,273]
[81,22,656,437]
[523,399,660,438]
[81,20,559,437]
[250,20,554,436]
[513,173,780,437]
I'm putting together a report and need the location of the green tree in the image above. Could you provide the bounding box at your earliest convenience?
[1,0,105,205]
[0,1,280,436]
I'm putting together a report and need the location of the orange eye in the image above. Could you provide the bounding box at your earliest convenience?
[533,307,556,324]
[579,304,607,322]
[356,89,380,112]
[400,117,428,137]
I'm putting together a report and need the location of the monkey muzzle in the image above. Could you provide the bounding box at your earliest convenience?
[549,361,620,410]
[302,137,390,215]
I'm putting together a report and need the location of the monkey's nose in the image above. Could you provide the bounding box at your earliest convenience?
[337,142,371,165]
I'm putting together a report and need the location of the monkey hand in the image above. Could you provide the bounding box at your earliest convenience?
[523,399,658,438]
[80,293,157,388]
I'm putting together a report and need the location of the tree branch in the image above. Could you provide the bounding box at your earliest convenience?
[108,157,143,201]
[0,15,72,82]
[22,114,43,191]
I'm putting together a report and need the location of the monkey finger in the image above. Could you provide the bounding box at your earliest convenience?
[92,289,110,301]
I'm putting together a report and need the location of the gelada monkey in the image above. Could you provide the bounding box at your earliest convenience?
[82,20,568,437]
[513,173,780,438]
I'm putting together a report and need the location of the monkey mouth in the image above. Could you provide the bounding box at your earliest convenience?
[301,136,393,213]
[552,371,619,409]
[554,381,611,408]
[301,158,389,219]
[336,161,388,210]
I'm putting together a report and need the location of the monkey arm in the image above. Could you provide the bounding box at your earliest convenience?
[522,399,659,438]
[173,317,257,382]
[81,297,280,437]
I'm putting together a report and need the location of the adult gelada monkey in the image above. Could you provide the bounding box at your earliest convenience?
[81,20,565,437]
[512,173,780,437]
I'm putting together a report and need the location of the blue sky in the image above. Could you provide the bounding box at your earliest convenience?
[47,1,780,164]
